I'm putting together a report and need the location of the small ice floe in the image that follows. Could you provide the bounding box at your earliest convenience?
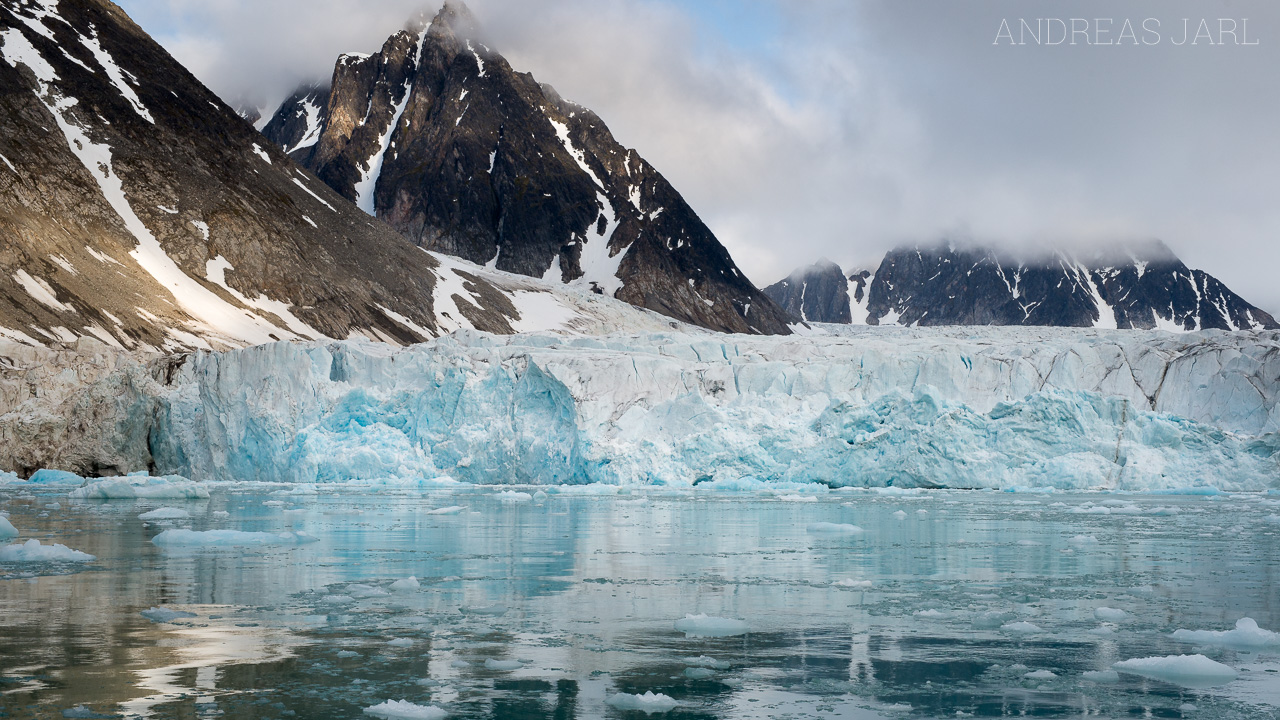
[387,638,413,648]
[674,614,749,638]
[0,539,94,562]
[806,522,863,534]
[0,516,18,539]
[140,607,196,623]
[450,659,470,668]
[1023,670,1057,680]
[346,584,390,598]
[892,510,908,519]
[138,507,190,521]
[151,530,318,547]
[1170,618,1280,649]
[683,655,730,670]
[1094,607,1128,622]
[70,475,209,500]
[460,604,508,616]
[495,491,532,502]
[484,658,522,671]
[362,699,448,719]
[1112,654,1237,688]
[1000,621,1042,634]
[532,490,548,502]
[336,650,360,658]
[390,576,420,592]
[914,609,948,618]
[778,494,818,502]
[426,506,466,515]
[1081,669,1120,683]
[1068,534,1099,545]
[684,667,714,679]
[322,595,356,604]
[833,579,872,588]
[606,692,678,713]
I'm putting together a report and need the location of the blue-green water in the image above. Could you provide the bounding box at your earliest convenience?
[1,486,1278,719]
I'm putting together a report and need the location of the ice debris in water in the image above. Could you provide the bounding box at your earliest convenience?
[674,614,749,638]
[425,506,465,515]
[460,604,507,616]
[1112,654,1237,688]
[387,638,413,648]
[833,579,872,588]
[70,475,208,500]
[1082,670,1120,683]
[0,516,17,539]
[484,658,522,671]
[606,691,679,713]
[1023,670,1057,679]
[137,507,190,520]
[390,576,420,592]
[0,539,94,562]
[806,522,864,534]
[61,706,114,719]
[495,491,532,502]
[892,510,907,519]
[1000,621,1042,633]
[1171,618,1280,649]
[1094,607,1128,622]
[684,667,715,679]
[140,607,197,623]
[362,699,448,719]
[346,584,390,598]
[683,655,730,670]
[151,529,317,547]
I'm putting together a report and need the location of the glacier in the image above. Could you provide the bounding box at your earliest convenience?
[0,326,1277,491]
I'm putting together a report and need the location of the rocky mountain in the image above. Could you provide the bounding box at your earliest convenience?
[764,241,1278,330]
[0,0,683,352]
[260,1,791,335]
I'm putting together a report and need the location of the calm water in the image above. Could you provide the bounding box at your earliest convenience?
[1,485,1278,719]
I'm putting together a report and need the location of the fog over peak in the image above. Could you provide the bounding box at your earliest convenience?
[116,0,1280,315]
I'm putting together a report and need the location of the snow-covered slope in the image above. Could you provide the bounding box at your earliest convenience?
[2,327,1276,491]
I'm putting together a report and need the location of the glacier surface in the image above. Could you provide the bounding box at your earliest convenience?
[1,327,1278,490]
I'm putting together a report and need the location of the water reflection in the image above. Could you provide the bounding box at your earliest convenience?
[0,487,1277,718]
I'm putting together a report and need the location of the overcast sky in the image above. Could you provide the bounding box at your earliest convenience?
[117,0,1280,315]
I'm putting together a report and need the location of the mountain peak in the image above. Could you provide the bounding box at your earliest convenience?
[428,0,483,43]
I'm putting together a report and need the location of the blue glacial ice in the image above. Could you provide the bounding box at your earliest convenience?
[4,328,1279,490]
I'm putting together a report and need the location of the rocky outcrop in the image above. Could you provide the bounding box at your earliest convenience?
[262,1,791,335]
[769,241,1277,330]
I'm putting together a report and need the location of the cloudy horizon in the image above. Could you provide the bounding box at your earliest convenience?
[115,0,1280,315]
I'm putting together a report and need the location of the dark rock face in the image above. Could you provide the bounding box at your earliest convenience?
[769,241,1278,330]
[0,0,537,350]
[762,259,851,323]
[262,1,791,335]
[259,83,328,161]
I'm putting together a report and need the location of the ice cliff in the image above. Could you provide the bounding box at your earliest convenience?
[1,326,1277,490]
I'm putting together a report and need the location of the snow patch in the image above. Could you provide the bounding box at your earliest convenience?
[13,269,73,312]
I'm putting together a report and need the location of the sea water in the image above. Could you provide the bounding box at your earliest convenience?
[1,485,1278,719]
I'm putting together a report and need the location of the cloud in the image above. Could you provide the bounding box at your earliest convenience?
[116,0,1280,314]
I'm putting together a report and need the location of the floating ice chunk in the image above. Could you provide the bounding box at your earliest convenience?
[390,576,420,592]
[1000,621,1042,633]
[138,507,190,521]
[151,529,317,547]
[61,706,114,719]
[834,579,872,588]
[140,607,196,623]
[387,638,413,648]
[0,516,17,539]
[1094,607,1128,622]
[1112,654,1237,688]
[606,692,678,713]
[684,667,714,679]
[426,506,466,515]
[449,659,470,668]
[914,609,948,618]
[683,655,730,670]
[674,614,749,637]
[484,658,523,671]
[544,484,621,496]
[1170,618,1280,649]
[892,510,907,519]
[362,700,448,720]
[495,491,532,502]
[1081,669,1120,683]
[778,494,818,502]
[336,650,360,658]
[806,522,864,534]
[460,604,508,616]
[1023,670,1057,679]
[0,539,94,562]
[71,476,209,500]
[1068,535,1099,545]
[322,595,355,604]
[1088,626,1115,636]
[347,584,390,598]
[212,511,230,518]
[29,469,84,485]
[532,490,548,502]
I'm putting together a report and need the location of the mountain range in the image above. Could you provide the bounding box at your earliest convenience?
[764,241,1278,330]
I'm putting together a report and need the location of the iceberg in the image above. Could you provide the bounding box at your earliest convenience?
[0,539,94,562]
[362,700,448,720]
[0,515,17,539]
[1112,654,1237,688]
[137,507,191,520]
[1170,618,1280,649]
[606,692,679,713]
[70,475,209,500]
